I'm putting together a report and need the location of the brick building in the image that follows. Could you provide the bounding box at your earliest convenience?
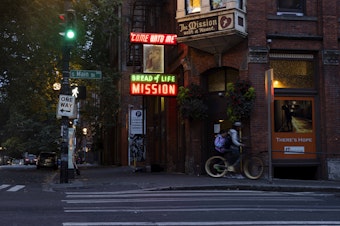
[113,0,340,180]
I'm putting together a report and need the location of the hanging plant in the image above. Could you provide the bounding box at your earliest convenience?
[225,80,256,122]
[177,83,208,120]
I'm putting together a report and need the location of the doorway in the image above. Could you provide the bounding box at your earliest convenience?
[203,67,239,157]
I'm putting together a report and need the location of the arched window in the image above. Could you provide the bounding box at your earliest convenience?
[207,67,238,92]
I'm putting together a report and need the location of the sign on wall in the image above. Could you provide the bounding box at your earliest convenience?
[178,13,234,37]
[272,97,316,159]
[130,74,177,96]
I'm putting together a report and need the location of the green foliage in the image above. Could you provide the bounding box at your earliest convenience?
[177,83,208,120]
[0,0,122,157]
[225,80,256,122]
[72,0,122,152]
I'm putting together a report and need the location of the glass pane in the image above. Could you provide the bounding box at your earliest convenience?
[270,60,314,88]
[274,99,313,133]
[208,70,225,92]
[278,0,303,12]
[186,0,201,14]
[211,0,227,10]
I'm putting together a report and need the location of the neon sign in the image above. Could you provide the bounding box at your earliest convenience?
[130,32,177,45]
[130,74,177,96]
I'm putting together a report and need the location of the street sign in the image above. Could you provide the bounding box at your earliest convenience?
[70,70,102,79]
[57,95,76,118]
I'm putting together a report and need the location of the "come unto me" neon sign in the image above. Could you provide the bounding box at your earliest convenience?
[130,74,177,96]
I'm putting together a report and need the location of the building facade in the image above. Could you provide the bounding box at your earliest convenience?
[114,0,340,180]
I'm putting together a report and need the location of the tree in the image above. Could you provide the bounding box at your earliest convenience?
[0,0,64,156]
[0,0,122,160]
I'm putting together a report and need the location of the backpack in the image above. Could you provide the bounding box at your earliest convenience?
[214,134,231,149]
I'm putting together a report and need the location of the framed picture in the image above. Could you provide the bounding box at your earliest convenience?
[143,44,164,74]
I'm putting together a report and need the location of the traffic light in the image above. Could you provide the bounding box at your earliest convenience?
[65,9,76,42]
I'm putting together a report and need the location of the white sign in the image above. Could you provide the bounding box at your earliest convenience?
[130,110,144,134]
[284,146,305,154]
[57,95,76,118]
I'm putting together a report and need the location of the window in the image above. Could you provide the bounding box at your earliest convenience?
[186,0,201,14]
[270,53,315,89]
[210,0,243,10]
[277,0,304,16]
[211,0,227,10]
[208,68,238,92]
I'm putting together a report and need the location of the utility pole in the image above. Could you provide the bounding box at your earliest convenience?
[59,1,76,183]
[60,46,71,183]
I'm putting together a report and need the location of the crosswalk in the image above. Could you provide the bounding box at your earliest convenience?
[0,184,26,192]
[61,190,340,226]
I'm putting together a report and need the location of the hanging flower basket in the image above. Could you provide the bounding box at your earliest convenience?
[177,83,208,120]
[225,80,256,122]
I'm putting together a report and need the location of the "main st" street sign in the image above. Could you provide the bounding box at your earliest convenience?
[57,95,76,118]
[70,70,102,79]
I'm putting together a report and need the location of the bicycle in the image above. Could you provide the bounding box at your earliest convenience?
[205,147,264,179]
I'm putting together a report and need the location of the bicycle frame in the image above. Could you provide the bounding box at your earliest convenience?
[205,147,264,179]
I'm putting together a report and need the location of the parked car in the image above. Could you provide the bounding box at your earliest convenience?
[36,152,58,170]
[24,154,37,165]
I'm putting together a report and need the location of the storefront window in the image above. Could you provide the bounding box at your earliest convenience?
[186,0,201,14]
[270,58,314,89]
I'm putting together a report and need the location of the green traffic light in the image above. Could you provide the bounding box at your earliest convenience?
[66,29,75,39]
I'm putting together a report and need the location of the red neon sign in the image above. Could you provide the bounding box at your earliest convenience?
[130,32,177,45]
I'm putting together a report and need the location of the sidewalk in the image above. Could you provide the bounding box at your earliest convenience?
[48,165,340,193]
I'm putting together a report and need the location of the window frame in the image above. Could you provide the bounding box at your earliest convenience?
[277,0,305,16]
[269,53,316,91]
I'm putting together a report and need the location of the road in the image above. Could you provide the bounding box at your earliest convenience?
[1,165,340,225]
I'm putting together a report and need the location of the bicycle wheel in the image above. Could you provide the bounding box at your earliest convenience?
[205,156,228,178]
[243,156,264,180]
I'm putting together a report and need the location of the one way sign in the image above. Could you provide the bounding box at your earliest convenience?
[57,95,76,118]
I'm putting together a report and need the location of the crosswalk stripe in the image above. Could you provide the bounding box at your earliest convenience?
[5,185,25,192]
[0,184,11,190]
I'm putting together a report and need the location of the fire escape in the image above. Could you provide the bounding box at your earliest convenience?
[127,0,163,70]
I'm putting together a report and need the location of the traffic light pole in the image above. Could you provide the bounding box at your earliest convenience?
[60,45,71,183]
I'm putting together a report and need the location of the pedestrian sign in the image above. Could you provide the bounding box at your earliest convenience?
[57,95,76,118]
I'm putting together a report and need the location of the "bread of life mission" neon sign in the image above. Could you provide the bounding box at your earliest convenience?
[130,74,177,96]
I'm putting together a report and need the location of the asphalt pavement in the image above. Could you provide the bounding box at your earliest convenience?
[48,165,340,193]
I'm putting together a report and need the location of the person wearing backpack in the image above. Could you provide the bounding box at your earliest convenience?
[214,129,231,156]
[228,121,245,166]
